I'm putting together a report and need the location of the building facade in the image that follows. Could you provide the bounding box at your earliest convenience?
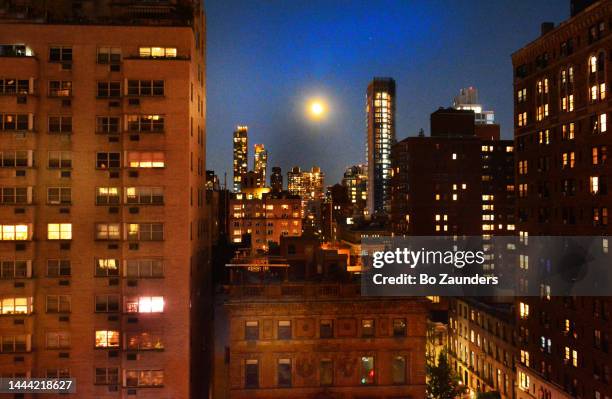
[0,1,209,398]
[233,125,248,193]
[270,166,283,193]
[287,166,325,218]
[341,164,367,219]
[447,298,517,399]
[229,192,302,252]
[512,1,612,398]
[225,282,428,399]
[390,108,515,238]
[253,144,268,188]
[366,78,396,216]
[453,87,496,125]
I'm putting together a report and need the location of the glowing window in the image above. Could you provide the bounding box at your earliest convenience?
[125,296,164,313]
[47,223,72,240]
[0,224,29,241]
[0,297,30,314]
[127,152,165,168]
[95,330,119,348]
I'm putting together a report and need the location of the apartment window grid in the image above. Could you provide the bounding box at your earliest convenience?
[94,295,120,313]
[48,80,72,97]
[126,259,163,278]
[97,81,121,98]
[127,80,164,96]
[49,46,72,62]
[96,152,121,169]
[95,223,121,240]
[96,47,121,64]
[0,79,29,94]
[95,368,119,385]
[95,187,120,205]
[124,369,164,387]
[0,113,29,131]
[126,223,164,241]
[47,260,71,277]
[0,187,28,204]
[96,116,120,134]
[45,331,71,349]
[0,151,30,167]
[125,187,164,204]
[48,151,72,168]
[127,115,165,132]
[46,295,71,313]
[47,187,71,205]
[94,258,120,277]
[0,260,30,279]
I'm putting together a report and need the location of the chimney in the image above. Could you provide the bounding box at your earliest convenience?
[541,22,555,36]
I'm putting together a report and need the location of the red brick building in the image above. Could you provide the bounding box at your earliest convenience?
[390,108,515,237]
[229,191,302,252]
[224,281,428,399]
[512,1,612,397]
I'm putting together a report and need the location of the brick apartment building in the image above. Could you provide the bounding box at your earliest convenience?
[512,0,612,398]
[229,191,302,252]
[447,298,517,399]
[0,1,210,398]
[391,108,515,238]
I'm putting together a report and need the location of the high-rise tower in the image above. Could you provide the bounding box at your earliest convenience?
[0,1,210,397]
[366,77,396,216]
[253,144,268,188]
[233,126,248,192]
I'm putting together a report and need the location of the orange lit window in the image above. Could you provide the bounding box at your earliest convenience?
[95,330,119,348]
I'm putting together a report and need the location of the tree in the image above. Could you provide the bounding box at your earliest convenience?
[426,351,468,399]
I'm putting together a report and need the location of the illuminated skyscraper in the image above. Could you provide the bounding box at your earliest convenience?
[253,143,268,188]
[233,126,248,192]
[366,77,396,215]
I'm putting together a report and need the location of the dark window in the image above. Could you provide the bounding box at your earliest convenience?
[245,321,259,340]
[277,359,291,387]
[94,295,119,313]
[245,360,258,388]
[320,320,333,338]
[392,356,406,384]
[48,116,72,133]
[96,152,121,169]
[362,319,375,337]
[278,320,291,340]
[47,260,71,277]
[97,82,121,98]
[127,80,164,96]
[393,318,407,337]
[320,359,333,386]
[49,46,72,62]
[96,117,120,134]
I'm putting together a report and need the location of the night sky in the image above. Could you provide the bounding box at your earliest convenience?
[206,0,567,186]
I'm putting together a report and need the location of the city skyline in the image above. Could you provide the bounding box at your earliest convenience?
[207,0,568,184]
[1,1,610,398]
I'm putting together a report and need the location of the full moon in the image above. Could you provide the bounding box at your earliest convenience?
[307,100,327,120]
